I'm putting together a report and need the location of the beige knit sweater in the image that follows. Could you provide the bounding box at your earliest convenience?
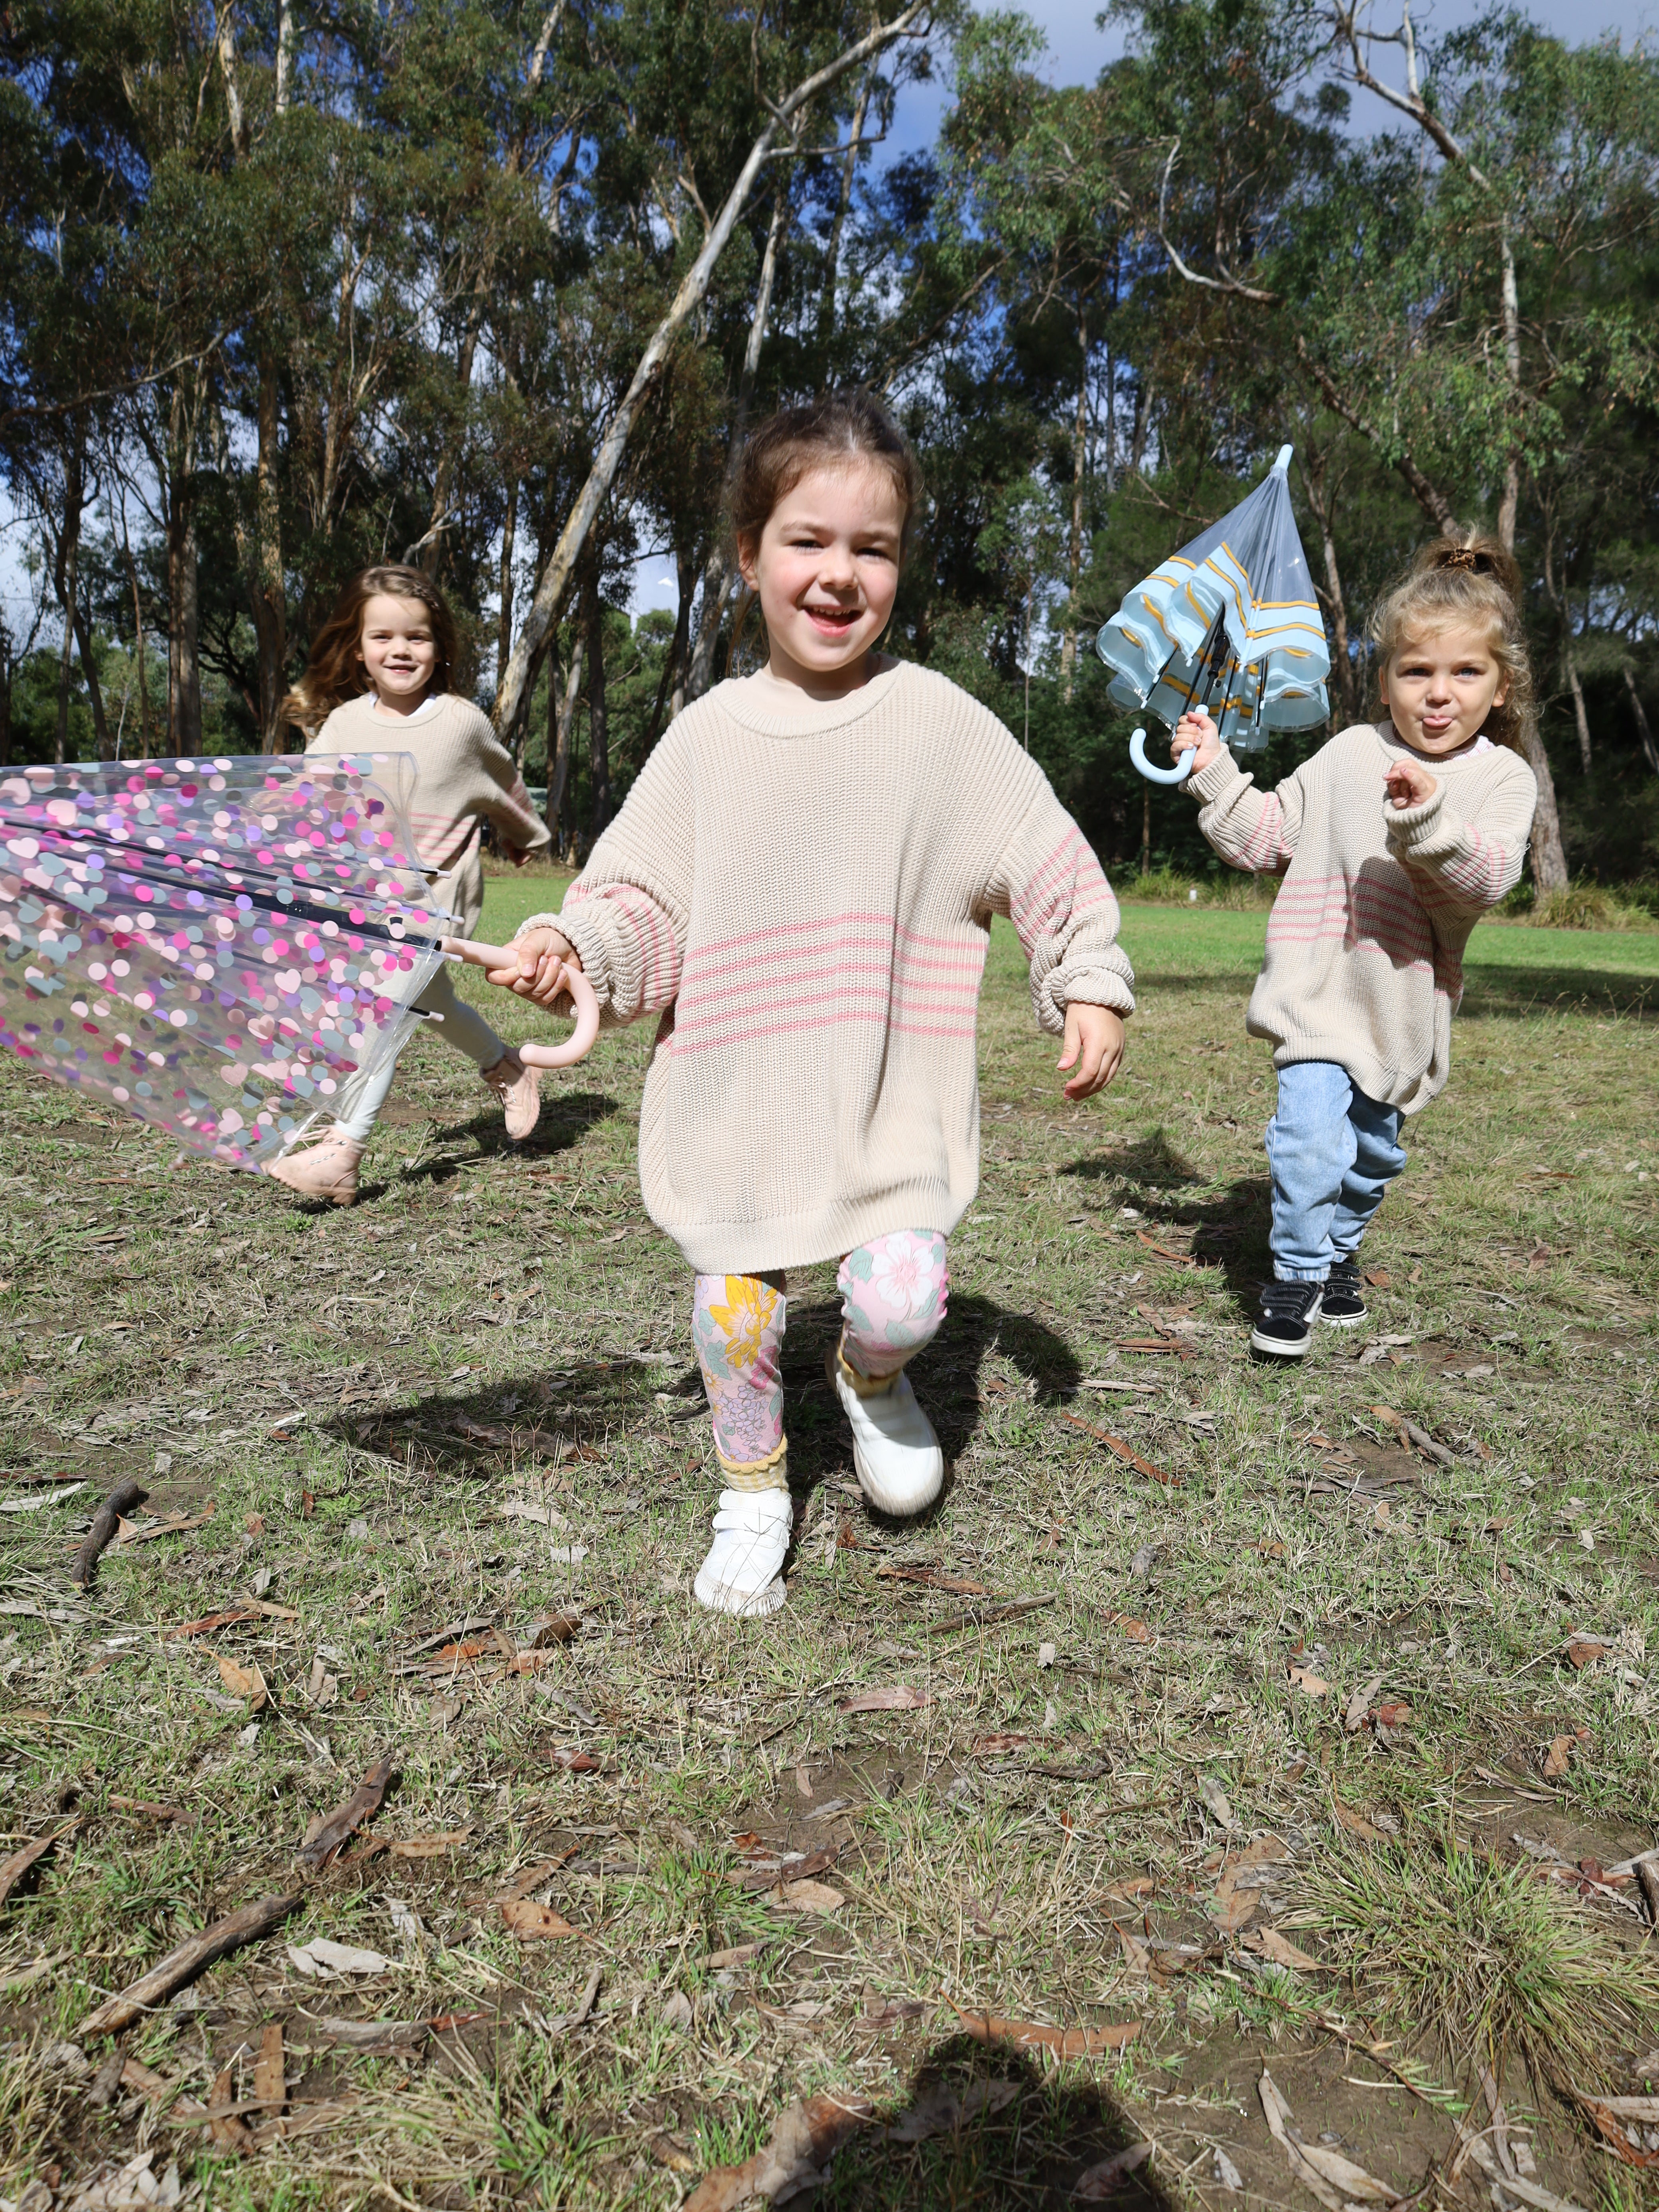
[310,692,549,938]
[524,662,1136,1273]
[1190,720,1537,1113]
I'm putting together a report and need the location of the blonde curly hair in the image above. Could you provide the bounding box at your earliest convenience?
[1368,530,1536,755]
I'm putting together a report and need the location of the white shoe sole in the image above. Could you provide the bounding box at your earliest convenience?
[1318,1308,1369,1329]
[1250,1326,1312,1356]
[826,1349,943,1516]
[692,1568,786,1617]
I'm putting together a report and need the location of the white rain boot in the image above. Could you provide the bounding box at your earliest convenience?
[827,1343,944,1517]
[693,1488,792,1617]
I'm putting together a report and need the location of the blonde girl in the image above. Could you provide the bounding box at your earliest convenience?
[491,391,1135,1615]
[1174,532,1539,1357]
[267,565,550,1205]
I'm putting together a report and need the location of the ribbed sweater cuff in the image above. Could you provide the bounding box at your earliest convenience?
[512,906,615,1011]
[1384,787,1450,849]
[1188,749,1242,803]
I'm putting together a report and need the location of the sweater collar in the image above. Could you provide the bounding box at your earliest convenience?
[715,659,907,737]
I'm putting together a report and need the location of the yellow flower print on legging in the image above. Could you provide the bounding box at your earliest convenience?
[691,1231,948,1473]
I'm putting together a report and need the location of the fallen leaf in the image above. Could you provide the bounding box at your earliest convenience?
[372,1830,472,1859]
[544,1747,601,1772]
[287,1938,394,1978]
[1073,2141,1153,2199]
[0,1817,80,1909]
[685,2090,874,2212]
[950,1999,1140,2058]
[500,1497,571,1529]
[297,1752,396,1871]
[875,1563,991,1596]
[164,1604,295,1640]
[1117,1926,1151,1976]
[1330,1796,1387,1843]
[972,1733,1030,1757]
[1543,1735,1573,1779]
[776,1879,846,1913]
[887,2077,1019,2144]
[1259,2069,1397,2209]
[1566,1638,1609,1669]
[839,1686,930,1712]
[110,1796,195,1827]
[1572,2094,1659,2172]
[1210,1838,1289,1932]
[211,1650,268,1711]
[500,1898,579,1941]
[705,1942,763,1970]
[1199,1775,1235,1830]
[1287,1662,1329,1698]
[1363,1267,1390,1287]
[1060,1411,1179,1486]
[1244,1926,1327,1972]
[1344,1673,1385,1735]
[1134,1228,1195,1267]
[1375,1700,1413,1731]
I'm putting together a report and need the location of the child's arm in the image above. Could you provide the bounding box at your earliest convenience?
[1178,707,1303,873]
[1382,754,1538,922]
[982,788,1135,1100]
[495,726,692,1021]
[470,725,553,865]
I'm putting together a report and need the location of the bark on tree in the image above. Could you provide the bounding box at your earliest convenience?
[72,599,114,761]
[498,474,518,699]
[493,0,930,737]
[166,382,204,753]
[583,569,610,842]
[1624,666,1658,776]
[118,527,151,758]
[816,65,874,361]
[1059,311,1088,704]
[254,352,288,750]
[1301,449,1358,725]
[52,445,83,766]
[547,632,583,855]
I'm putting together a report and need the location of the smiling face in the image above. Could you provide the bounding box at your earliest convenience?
[1379,622,1509,758]
[359,593,439,711]
[737,461,906,699]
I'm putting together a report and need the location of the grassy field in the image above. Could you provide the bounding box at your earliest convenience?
[1,886,1655,2211]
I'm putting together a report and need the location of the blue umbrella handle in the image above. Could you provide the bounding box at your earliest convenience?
[1129,727,1196,785]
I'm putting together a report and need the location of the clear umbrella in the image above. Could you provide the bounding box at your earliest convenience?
[1096,445,1331,782]
[0,751,595,1170]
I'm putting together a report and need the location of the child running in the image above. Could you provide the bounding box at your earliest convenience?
[493,391,1135,1614]
[268,565,551,1205]
[1174,532,1539,1357]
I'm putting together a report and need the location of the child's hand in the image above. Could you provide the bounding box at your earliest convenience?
[1385,758,1438,810]
[1058,1005,1126,1101]
[489,926,582,1011]
[1174,708,1222,774]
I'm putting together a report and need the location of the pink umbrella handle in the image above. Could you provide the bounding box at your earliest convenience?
[442,936,601,1068]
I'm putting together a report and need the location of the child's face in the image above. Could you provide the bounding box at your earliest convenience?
[1379,623,1508,757]
[738,462,904,692]
[359,593,437,704]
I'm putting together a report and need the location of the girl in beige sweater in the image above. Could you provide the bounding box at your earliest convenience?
[493,392,1136,1615]
[266,566,550,1205]
[1174,535,1539,1357]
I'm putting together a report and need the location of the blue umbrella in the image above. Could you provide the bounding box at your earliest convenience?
[1096,445,1331,783]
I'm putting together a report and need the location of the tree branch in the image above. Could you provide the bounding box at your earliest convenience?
[1155,141,1279,304]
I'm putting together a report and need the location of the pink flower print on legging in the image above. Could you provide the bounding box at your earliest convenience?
[692,1270,787,1471]
[837,1229,949,1379]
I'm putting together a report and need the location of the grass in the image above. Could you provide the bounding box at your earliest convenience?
[0,886,1656,2208]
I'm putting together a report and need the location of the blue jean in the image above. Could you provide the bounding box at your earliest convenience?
[1265,1061,1407,1282]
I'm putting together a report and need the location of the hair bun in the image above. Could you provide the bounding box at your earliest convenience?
[1440,547,1482,573]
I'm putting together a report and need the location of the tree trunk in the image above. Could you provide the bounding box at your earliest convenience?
[72,600,114,761]
[1302,451,1357,725]
[816,65,873,361]
[167,384,203,752]
[1624,666,1658,776]
[583,571,610,843]
[120,530,151,758]
[1496,221,1521,555]
[642,542,695,754]
[1060,311,1088,705]
[254,350,288,750]
[549,632,583,856]
[1140,786,1151,877]
[53,445,83,766]
[1562,644,1591,774]
[498,473,518,701]
[492,0,929,737]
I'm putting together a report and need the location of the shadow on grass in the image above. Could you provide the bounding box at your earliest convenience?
[816,2035,1172,2209]
[1065,1131,1273,1312]
[1457,967,1657,1020]
[333,1293,1082,1493]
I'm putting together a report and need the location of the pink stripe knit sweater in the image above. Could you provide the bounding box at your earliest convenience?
[1190,720,1537,1113]
[525,662,1135,1273]
[311,692,549,937]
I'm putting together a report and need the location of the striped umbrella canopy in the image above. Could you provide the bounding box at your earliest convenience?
[0,751,450,1169]
[1096,445,1331,752]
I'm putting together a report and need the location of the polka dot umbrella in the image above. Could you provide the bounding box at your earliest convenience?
[0,750,593,1170]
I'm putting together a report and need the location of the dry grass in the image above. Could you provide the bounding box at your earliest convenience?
[0,880,1655,2208]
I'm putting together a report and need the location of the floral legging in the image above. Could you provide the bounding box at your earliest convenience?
[691,1229,948,1488]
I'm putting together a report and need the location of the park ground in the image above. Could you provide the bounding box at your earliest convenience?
[1,879,1656,2211]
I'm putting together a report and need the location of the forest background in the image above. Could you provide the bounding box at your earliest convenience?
[2,0,1656,896]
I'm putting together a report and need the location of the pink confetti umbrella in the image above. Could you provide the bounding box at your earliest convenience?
[0,751,592,1170]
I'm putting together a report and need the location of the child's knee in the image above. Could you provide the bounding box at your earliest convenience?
[838,1230,948,1374]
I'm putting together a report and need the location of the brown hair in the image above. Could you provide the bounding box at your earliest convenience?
[730,388,924,561]
[282,565,458,738]
[1368,529,1536,755]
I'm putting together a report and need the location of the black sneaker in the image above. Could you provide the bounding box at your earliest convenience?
[1320,1257,1368,1327]
[1250,1280,1323,1357]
